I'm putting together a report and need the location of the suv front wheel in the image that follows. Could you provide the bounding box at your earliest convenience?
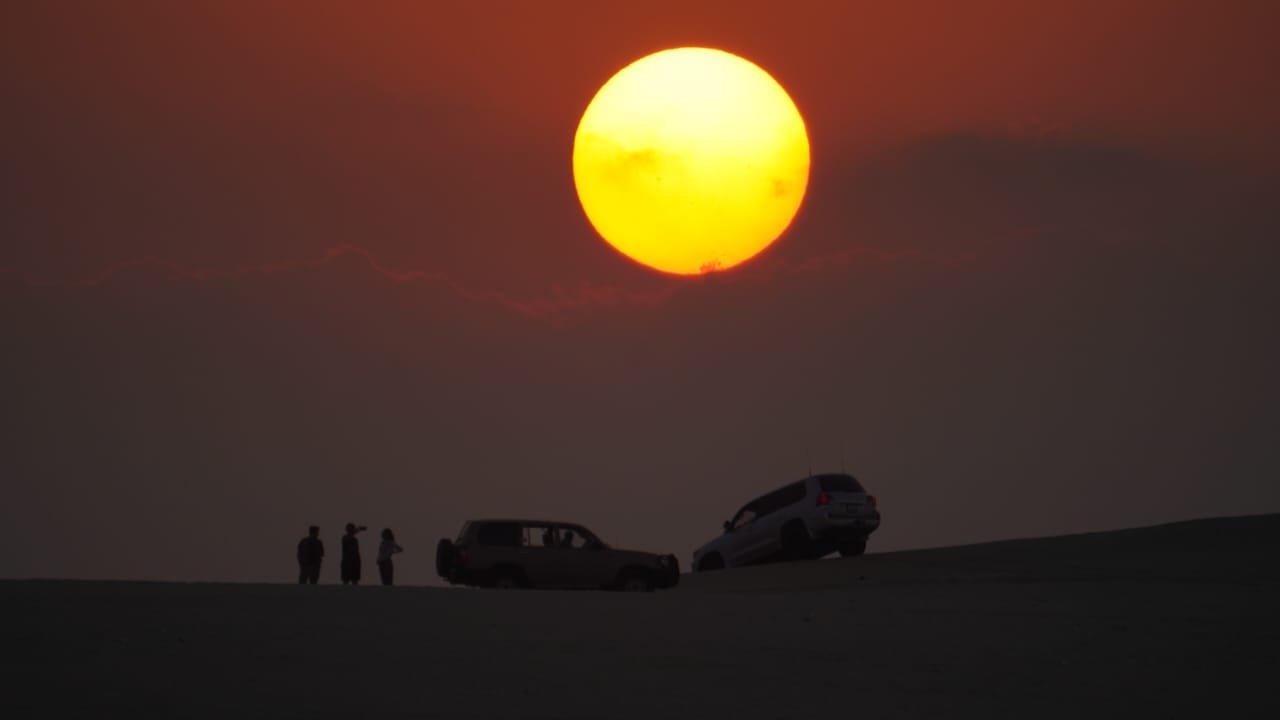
[616,569,654,592]
[781,521,813,560]
[696,553,724,572]
[436,539,457,579]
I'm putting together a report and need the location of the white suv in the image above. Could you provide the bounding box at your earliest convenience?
[692,473,881,571]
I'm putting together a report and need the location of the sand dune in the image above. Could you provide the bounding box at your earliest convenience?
[686,513,1280,591]
[3,515,1276,718]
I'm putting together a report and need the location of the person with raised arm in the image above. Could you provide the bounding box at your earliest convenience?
[377,528,403,586]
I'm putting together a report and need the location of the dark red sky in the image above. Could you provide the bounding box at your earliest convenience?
[2,1,1278,583]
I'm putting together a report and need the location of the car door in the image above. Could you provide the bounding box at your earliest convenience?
[737,491,784,564]
[721,502,761,566]
[554,525,615,588]
[473,521,524,580]
[532,525,573,587]
[742,482,806,562]
[515,524,559,587]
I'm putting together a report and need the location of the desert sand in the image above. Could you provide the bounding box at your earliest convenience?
[3,514,1277,719]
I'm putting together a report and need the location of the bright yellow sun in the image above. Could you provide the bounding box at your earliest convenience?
[572,47,811,275]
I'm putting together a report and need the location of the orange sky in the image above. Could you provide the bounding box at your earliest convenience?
[4,0,1277,282]
[1,1,1278,583]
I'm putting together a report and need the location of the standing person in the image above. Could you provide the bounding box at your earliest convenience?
[296,525,324,584]
[340,523,367,585]
[377,528,403,586]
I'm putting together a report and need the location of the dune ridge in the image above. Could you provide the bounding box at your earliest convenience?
[685,513,1280,591]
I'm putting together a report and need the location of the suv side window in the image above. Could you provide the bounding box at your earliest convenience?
[527,524,559,548]
[756,482,806,517]
[475,522,521,547]
[731,504,759,529]
[557,530,587,549]
[556,525,602,550]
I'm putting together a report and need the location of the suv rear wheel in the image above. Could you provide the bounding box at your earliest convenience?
[491,566,526,589]
[839,537,867,557]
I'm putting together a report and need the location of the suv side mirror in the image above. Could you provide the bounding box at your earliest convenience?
[722,520,733,533]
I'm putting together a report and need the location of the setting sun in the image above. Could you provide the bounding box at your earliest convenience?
[572,47,811,275]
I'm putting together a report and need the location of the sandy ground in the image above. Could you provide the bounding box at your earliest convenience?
[3,515,1277,719]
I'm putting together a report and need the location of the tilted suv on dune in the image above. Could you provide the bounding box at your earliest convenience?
[692,473,881,571]
[436,519,680,591]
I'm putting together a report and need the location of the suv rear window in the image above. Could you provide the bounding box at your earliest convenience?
[819,474,865,493]
[475,522,522,547]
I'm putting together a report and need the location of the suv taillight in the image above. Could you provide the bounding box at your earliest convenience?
[868,495,877,508]
[816,492,831,506]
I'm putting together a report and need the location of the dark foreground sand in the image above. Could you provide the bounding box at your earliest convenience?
[4,515,1278,719]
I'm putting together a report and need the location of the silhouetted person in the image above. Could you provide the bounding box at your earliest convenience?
[297,525,324,584]
[561,530,576,548]
[341,523,367,585]
[377,528,403,586]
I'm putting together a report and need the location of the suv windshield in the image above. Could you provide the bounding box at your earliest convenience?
[818,474,865,493]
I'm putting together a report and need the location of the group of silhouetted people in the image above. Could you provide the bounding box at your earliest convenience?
[296,523,403,586]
